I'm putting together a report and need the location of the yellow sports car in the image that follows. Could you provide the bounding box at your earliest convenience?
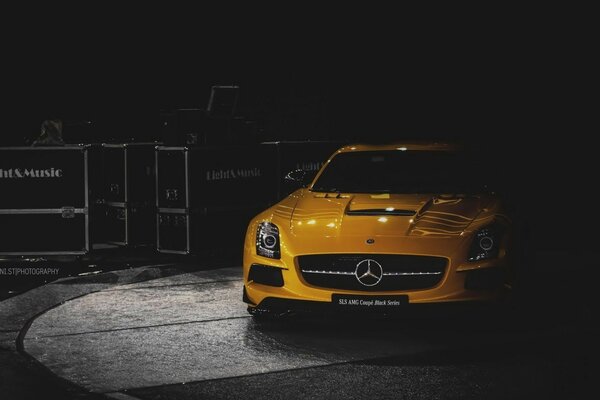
[243,143,518,318]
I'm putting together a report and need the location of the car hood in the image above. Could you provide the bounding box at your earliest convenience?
[288,191,494,238]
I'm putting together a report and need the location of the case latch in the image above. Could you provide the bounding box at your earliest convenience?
[61,207,75,219]
[166,189,179,201]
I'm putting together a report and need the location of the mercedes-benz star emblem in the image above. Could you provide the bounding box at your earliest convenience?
[355,259,383,287]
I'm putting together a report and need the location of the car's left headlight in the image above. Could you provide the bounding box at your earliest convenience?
[468,224,501,261]
[256,222,281,259]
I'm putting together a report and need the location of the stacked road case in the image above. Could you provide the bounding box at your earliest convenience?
[0,146,90,255]
[156,145,277,255]
[103,143,157,246]
[86,143,107,244]
[0,141,345,256]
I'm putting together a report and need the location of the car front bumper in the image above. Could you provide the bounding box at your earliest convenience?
[243,253,509,313]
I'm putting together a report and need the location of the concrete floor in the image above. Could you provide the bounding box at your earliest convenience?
[2,251,600,399]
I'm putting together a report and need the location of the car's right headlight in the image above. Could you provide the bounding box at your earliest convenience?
[256,222,281,259]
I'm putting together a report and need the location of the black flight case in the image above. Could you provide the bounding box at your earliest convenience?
[155,145,277,255]
[0,146,90,255]
[102,143,157,246]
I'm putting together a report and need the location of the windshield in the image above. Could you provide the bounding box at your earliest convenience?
[311,150,491,194]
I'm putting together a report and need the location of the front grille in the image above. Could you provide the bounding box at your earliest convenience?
[297,254,447,291]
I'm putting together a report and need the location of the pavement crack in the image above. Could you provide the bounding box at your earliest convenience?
[106,278,242,291]
[104,391,144,400]
[31,316,251,339]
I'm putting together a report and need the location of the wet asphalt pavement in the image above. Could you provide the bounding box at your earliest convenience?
[1,251,599,399]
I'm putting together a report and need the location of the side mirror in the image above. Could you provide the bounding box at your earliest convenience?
[284,169,308,191]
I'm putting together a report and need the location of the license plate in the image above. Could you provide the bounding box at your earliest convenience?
[332,294,408,308]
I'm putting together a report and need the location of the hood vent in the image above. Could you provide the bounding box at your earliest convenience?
[346,208,416,216]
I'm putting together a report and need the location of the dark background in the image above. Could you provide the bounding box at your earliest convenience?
[1,15,598,399]
[2,18,596,252]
